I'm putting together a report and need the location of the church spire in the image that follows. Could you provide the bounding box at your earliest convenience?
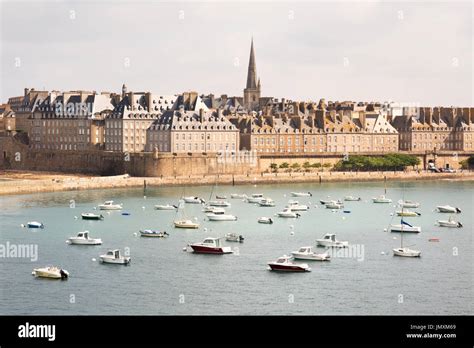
[243,38,261,112]
[246,38,258,89]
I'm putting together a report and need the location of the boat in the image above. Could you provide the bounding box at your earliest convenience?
[320,199,343,205]
[316,234,349,248]
[32,266,69,279]
[182,196,205,204]
[98,200,122,210]
[206,211,237,221]
[230,193,247,199]
[154,204,177,210]
[246,193,264,203]
[140,230,169,237]
[99,249,131,264]
[396,210,421,217]
[437,216,463,228]
[291,192,312,197]
[291,246,330,261]
[399,200,420,208]
[81,213,104,220]
[189,237,233,254]
[277,208,300,218]
[372,195,392,203]
[393,247,421,257]
[325,201,344,209]
[202,206,225,213]
[67,231,102,245]
[174,219,199,229]
[344,196,361,201]
[268,255,311,272]
[216,195,227,199]
[436,205,461,213]
[27,221,44,228]
[390,220,421,233]
[258,198,276,207]
[225,233,244,243]
[208,200,231,207]
[286,200,309,211]
[258,217,273,224]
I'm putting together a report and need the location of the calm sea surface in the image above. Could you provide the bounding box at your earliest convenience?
[0,180,472,315]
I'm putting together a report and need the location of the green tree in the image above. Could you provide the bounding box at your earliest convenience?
[270,163,278,172]
[279,162,289,169]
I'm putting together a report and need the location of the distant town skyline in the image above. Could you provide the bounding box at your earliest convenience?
[1,1,472,106]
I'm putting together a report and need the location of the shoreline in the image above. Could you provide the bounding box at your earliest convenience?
[1,170,473,196]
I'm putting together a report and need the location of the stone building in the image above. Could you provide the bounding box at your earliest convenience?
[8,88,49,134]
[0,104,15,135]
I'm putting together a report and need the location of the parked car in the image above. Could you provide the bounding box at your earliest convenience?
[441,168,455,173]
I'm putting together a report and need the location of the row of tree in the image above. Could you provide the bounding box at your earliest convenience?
[333,154,421,171]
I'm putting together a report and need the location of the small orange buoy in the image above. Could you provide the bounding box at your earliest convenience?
[429,238,440,242]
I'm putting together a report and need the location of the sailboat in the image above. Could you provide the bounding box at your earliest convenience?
[392,198,421,257]
[174,199,199,229]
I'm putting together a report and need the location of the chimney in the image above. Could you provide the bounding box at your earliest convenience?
[128,92,135,111]
[146,92,152,112]
[359,111,367,129]
[199,108,204,122]
[24,88,30,97]
[433,107,440,125]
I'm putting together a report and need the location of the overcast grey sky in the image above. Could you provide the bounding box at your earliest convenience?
[0,0,472,106]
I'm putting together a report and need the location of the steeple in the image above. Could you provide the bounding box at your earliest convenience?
[246,38,258,89]
[243,38,261,112]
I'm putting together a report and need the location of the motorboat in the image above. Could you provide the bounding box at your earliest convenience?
[258,198,276,207]
[206,211,237,221]
[316,234,349,248]
[393,247,421,257]
[258,217,274,224]
[396,210,421,217]
[140,230,169,237]
[277,209,300,218]
[437,216,463,228]
[325,201,344,209]
[344,196,361,201]
[27,221,44,228]
[98,201,122,210]
[436,205,461,213]
[182,196,205,204]
[67,231,102,245]
[174,219,199,229]
[189,237,233,254]
[154,204,177,210]
[225,233,244,243]
[320,199,343,205]
[202,206,225,213]
[291,246,330,261]
[100,249,131,265]
[216,195,227,200]
[291,192,312,197]
[230,193,247,199]
[32,266,69,279]
[268,255,311,272]
[390,220,421,233]
[208,200,231,207]
[399,200,420,208]
[286,200,309,211]
[81,213,104,220]
[372,195,392,203]
[246,193,264,203]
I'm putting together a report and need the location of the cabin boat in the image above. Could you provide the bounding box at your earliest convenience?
[399,200,420,208]
[32,266,69,279]
[325,201,344,209]
[291,192,312,197]
[344,196,361,201]
[291,246,330,261]
[215,195,227,200]
[436,205,461,213]
[316,234,349,248]
[258,217,273,224]
[99,249,131,265]
[154,204,177,210]
[390,220,421,233]
[277,209,300,218]
[372,195,392,203]
[230,194,247,199]
[246,193,264,204]
[81,213,104,220]
[286,200,309,211]
[208,200,231,207]
[182,196,205,204]
[320,199,343,205]
[225,233,244,243]
[206,211,237,221]
[27,221,44,228]
[203,206,225,213]
[396,210,421,217]
[268,255,311,272]
[174,219,199,229]
[189,237,233,254]
[98,201,122,210]
[258,198,276,207]
[67,231,102,245]
[437,216,463,228]
[140,230,169,237]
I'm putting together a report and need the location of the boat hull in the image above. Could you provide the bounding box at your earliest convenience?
[437,221,462,228]
[154,205,176,210]
[390,225,421,233]
[268,263,310,272]
[207,215,237,221]
[316,240,348,248]
[393,248,421,257]
[100,257,131,265]
[68,238,102,245]
[174,221,199,229]
[190,245,233,254]
[291,253,330,261]
[98,206,122,210]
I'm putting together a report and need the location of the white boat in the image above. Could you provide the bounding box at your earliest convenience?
[325,201,344,209]
[189,237,233,254]
[291,192,312,197]
[399,200,420,208]
[396,210,421,217]
[286,200,309,211]
[316,234,349,248]
[99,249,131,265]
[32,266,69,279]
[140,230,169,237]
[291,246,330,261]
[81,213,104,220]
[208,200,231,207]
[182,196,205,204]
[98,200,122,210]
[154,204,177,210]
[27,221,44,228]
[393,247,421,257]
[320,199,343,205]
[206,211,237,221]
[344,196,361,201]
[436,205,461,213]
[258,217,274,224]
[174,219,199,229]
[202,206,225,213]
[372,195,392,203]
[230,193,247,199]
[268,255,311,272]
[225,233,244,243]
[390,220,421,233]
[215,195,227,200]
[258,198,275,207]
[67,231,102,245]
[246,193,264,203]
[437,216,463,228]
[277,208,300,218]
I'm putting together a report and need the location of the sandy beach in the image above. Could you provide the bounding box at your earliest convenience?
[1,169,473,196]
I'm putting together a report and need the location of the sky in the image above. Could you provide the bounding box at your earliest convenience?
[0,0,472,106]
